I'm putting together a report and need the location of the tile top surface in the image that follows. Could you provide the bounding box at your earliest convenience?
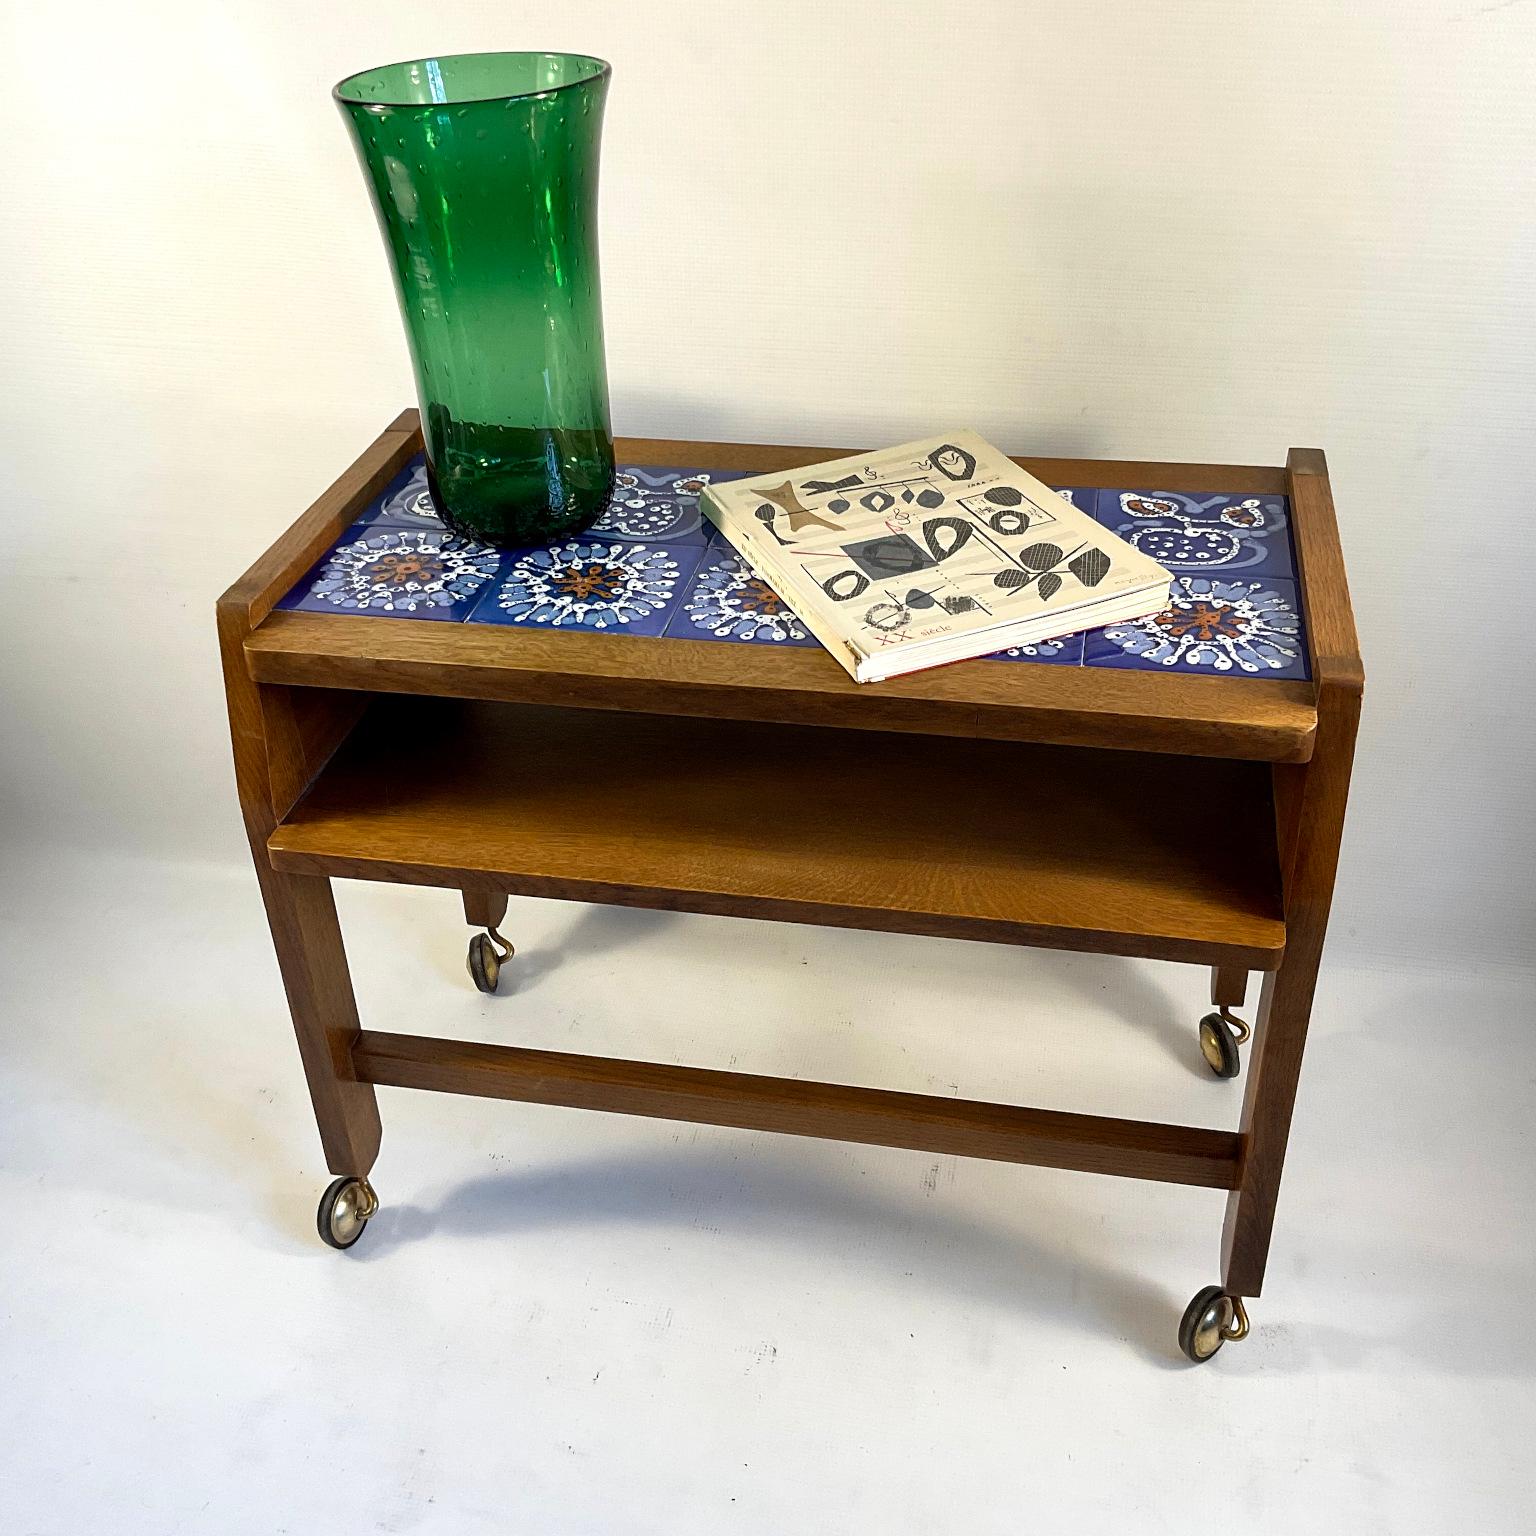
[278,456,1309,680]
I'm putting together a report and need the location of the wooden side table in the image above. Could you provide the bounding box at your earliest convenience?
[217,412,1361,1362]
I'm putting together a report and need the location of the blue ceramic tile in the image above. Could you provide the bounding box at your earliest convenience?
[1052,486,1097,514]
[358,457,763,541]
[271,469,1312,685]
[1083,575,1309,681]
[465,536,706,637]
[585,464,757,545]
[984,632,1086,667]
[277,522,499,620]
[1092,488,1296,579]
[663,544,818,647]
[355,457,446,530]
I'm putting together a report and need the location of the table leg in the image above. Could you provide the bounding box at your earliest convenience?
[1219,961,1311,1298]
[462,890,508,930]
[255,862,381,1177]
[1220,687,1358,1299]
[1210,966,1248,1008]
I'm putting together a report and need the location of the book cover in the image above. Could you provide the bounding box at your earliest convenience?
[699,430,1173,682]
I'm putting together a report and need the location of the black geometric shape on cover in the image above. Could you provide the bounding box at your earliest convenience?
[1069,547,1112,587]
[842,534,938,578]
[930,443,978,481]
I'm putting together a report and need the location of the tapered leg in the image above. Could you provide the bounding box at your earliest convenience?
[256,863,382,1176]
[1219,959,1315,1296]
[1221,687,1359,1299]
[1210,966,1248,1008]
[216,420,421,1197]
[462,890,508,930]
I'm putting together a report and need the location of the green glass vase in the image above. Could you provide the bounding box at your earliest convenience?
[336,52,615,547]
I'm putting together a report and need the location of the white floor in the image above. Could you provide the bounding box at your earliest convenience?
[2,846,1532,1534]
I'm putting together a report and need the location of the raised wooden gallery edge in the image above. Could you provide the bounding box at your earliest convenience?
[239,419,1322,765]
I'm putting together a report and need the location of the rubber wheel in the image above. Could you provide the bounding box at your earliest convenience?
[317,1176,372,1251]
[1179,1285,1233,1363]
[1199,1012,1241,1079]
[467,932,501,994]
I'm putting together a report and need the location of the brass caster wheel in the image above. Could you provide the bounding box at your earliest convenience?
[1179,1286,1250,1363]
[317,1176,378,1251]
[467,926,514,994]
[1198,1008,1248,1079]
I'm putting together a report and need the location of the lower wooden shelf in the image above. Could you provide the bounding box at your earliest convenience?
[267,698,1285,968]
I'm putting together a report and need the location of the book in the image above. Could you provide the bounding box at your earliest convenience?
[699,430,1174,683]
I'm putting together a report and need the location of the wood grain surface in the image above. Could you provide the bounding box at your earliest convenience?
[239,420,1320,764]
[211,416,421,1178]
[1222,682,1361,1294]
[353,1031,1243,1189]
[245,614,1318,763]
[268,698,1287,968]
[1220,450,1363,1297]
[1285,448,1365,695]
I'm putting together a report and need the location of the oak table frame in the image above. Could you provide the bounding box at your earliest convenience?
[218,411,1361,1359]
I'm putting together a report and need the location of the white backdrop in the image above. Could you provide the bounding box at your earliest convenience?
[3,0,1534,968]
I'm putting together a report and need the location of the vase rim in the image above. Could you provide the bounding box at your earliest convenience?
[334,51,611,109]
